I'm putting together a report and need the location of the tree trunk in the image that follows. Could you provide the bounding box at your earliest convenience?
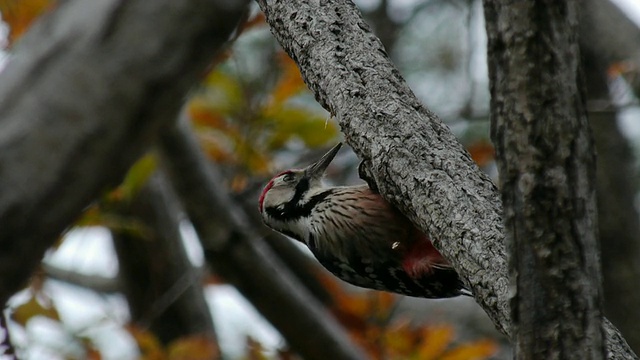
[484,1,604,358]
[111,174,218,350]
[0,0,247,306]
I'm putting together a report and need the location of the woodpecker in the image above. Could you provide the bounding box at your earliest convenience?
[259,143,470,298]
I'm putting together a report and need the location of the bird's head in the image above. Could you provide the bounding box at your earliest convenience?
[259,143,342,225]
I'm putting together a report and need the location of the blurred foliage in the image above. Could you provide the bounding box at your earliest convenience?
[187,45,338,183]
[127,326,219,360]
[320,273,497,360]
[467,141,494,168]
[73,153,158,239]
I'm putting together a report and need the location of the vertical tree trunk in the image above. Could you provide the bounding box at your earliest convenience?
[484,1,605,358]
[111,174,218,351]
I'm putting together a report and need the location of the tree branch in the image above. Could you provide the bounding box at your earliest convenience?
[42,263,121,293]
[0,0,247,306]
[158,118,366,360]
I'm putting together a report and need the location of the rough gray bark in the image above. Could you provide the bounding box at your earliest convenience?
[158,119,367,360]
[111,174,217,348]
[0,0,247,306]
[584,47,640,354]
[484,1,604,358]
[256,0,637,358]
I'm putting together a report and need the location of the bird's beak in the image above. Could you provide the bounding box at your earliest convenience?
[305,143,342,179]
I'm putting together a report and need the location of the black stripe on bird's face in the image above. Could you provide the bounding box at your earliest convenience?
[290,177,310,208]
[265,177,333,221]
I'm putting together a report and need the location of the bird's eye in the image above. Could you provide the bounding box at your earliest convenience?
[282,173,295,182]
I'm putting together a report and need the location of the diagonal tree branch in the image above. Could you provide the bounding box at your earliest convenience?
[255,0,637,357]
[0,0,247,306]
[42,263,121,294]
[158,118,366,360]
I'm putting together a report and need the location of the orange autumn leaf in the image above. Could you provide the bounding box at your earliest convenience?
[440,339,498,360]
[467,141,495,167]
[269,53,307,106]
[188,101,227,130]
[201,142,231,163]
[0,0,53,45]
[126,325,164,360]
[383,321,420,355]
[320,271,394,320]
[607,61,636,78]
[416,325,455,360]
[230,174,249,192]
[237,12,266,34]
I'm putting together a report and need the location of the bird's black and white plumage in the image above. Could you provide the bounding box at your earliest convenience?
[259,143,470,298]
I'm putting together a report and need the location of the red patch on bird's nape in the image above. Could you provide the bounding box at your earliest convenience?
[258,170,293,212]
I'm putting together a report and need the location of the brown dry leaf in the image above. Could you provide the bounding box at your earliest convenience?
[0,0,53,45]
[86,347,103,360]
[439,339,498,360]
[167,334,219,360]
